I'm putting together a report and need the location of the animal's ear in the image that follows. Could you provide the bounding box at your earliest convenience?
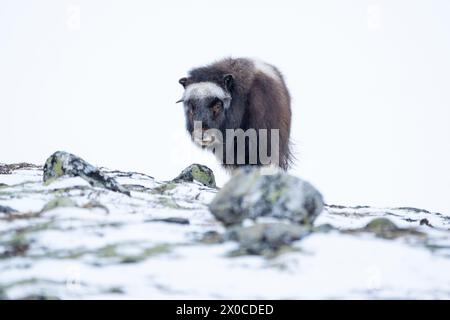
[179,77,188,88]
[223,74,234,92]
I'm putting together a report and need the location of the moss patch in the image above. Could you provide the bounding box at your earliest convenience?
[41,197,77,213]
[97,243,171,264]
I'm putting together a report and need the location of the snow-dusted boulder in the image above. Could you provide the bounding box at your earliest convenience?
[209,167,324,226]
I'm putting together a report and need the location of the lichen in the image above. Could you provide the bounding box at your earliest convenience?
[172,164,216,188]
[364,217,398,233]
[191,165,214,187]
[52,158,63,178]
[97,243,171,264]
[151,182,177,194]
[120,244,171,264]
[41,197,77,213]
[157,196,186,209]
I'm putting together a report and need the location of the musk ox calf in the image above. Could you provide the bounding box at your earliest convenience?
[177,57,292,171]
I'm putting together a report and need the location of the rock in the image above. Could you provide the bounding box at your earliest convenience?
[199,230,224,244]
[43,151,130,196]
[420,218,433,227]
[0,163,449,299]
[1,232,30,258]
[173,164,216,188]
[364,217,399,233]
[209,168,324,226]
[8,163,41,170]
[394,207,431,214]
[1,241,30,259]
[20,294,60,300]
[0,164,12,175]
[0,163,40,175]
[146,217,190,225]
[354,217,426,240]
[226,223,310,255]
[313,223,336,233]
[82,200,110,213]
[0,205,17,214]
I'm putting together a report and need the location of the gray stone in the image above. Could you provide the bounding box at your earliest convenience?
[355,217,426,240]
[364,217,399,233]
[199,230,225,244]
[146,217,190,225]
[209,168,324,226]
[0,164,12,175]
[0,163,40,174]
[43,151,130,196]
[0,205,17,214]
[226,223,310,255]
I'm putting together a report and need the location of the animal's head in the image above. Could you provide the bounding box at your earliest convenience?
[177,74,234,147]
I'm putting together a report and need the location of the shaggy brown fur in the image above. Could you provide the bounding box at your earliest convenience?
[178,58,293,170]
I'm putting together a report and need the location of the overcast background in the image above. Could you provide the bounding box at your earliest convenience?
[1,0,449,214]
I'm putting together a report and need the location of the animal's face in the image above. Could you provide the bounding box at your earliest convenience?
[178,76,233,148]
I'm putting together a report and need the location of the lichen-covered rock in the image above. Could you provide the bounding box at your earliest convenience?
[43,151,130,196]
[172,164,216,188]
[365,217,399,233]
[209,168,324,226]
[226,223,310,255]
[353,217,426,240]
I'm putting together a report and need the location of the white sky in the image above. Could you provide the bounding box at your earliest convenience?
[1,0,449,213]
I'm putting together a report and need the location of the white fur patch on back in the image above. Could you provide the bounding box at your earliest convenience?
[183,82,229,102]
[252,59,281,82]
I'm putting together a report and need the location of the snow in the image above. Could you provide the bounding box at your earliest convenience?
[1,166,449,299]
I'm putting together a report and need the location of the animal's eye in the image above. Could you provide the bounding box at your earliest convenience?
[211,100,223,117]
[209,99,222,109]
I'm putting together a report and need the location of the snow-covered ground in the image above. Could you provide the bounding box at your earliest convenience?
[1,165,449,299]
